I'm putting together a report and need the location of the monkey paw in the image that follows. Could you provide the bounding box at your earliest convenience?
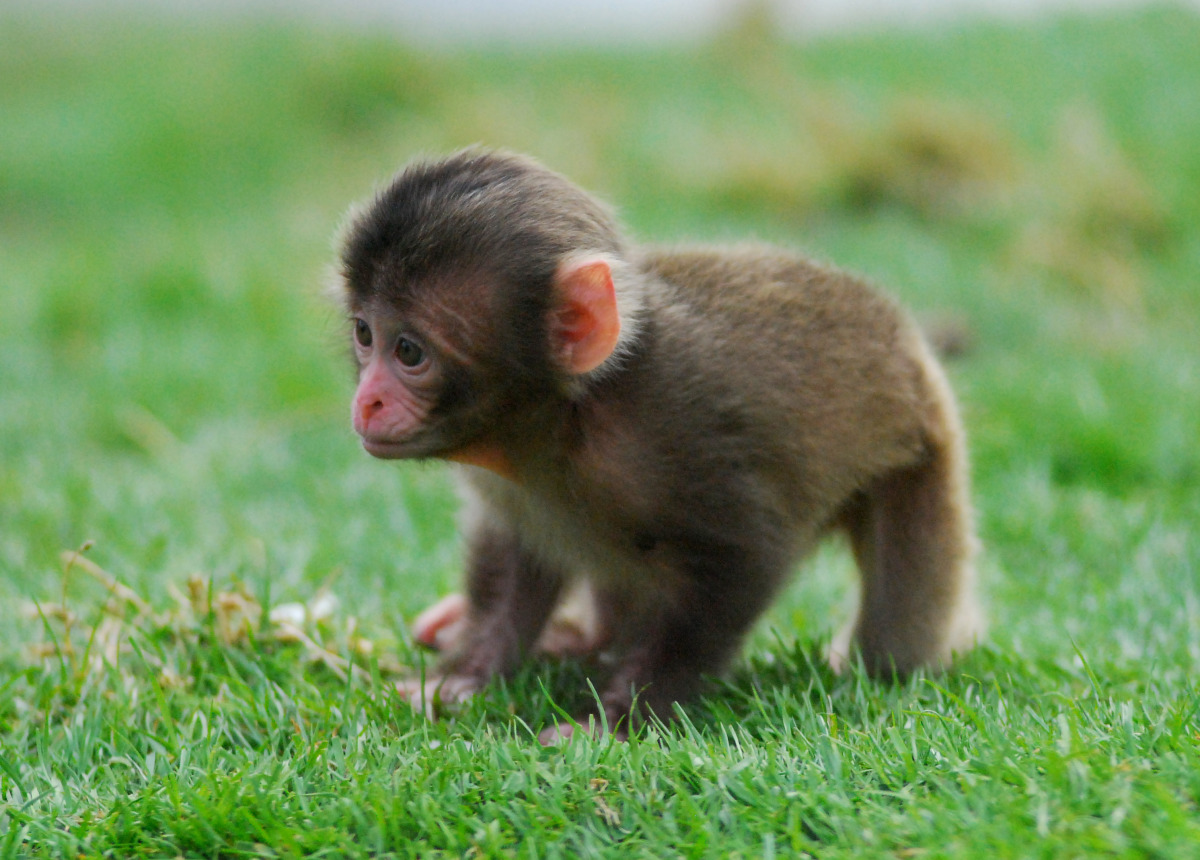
[411,593,469,651]
[412,582,608,658]
[395,674,481,719]
[536,716,628,746]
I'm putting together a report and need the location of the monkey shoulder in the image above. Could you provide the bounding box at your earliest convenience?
[640,244,908,340]
[637,244,923,392]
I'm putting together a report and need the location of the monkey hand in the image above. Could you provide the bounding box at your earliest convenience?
[411,594,469,651]
[537,715,628,746]
[411,582,609,658]
[395,674,482,719]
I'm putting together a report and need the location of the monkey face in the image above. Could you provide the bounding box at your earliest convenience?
[344,283,540,475]
[350,307,443,459]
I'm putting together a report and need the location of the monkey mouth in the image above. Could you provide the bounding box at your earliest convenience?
[360,436,419,459]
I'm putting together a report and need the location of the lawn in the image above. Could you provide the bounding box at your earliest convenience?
[1,4,1198,856]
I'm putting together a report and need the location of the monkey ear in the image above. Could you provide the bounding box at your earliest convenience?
[551,257,622,375]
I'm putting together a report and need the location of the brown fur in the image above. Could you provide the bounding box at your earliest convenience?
[337,148,981,736]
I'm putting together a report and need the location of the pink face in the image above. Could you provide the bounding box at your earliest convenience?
[350,313,438,459]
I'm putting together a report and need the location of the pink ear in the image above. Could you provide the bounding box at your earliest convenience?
[552,257,621,375]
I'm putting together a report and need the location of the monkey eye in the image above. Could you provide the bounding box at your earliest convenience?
[396,336,425,368]
[354,318,372,348]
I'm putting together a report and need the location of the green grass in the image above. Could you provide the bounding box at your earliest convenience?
[2,4,1199,856]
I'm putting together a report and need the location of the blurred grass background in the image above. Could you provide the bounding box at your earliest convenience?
[0,3,1198,852]
[3,2,1196,645]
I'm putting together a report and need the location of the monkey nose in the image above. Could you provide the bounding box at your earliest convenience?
[355,399,384,433]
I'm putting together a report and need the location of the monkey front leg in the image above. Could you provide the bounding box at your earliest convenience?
[412,579,608,657]
[397,526,564,715]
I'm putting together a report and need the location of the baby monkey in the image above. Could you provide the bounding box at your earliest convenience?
[337,149,981,741]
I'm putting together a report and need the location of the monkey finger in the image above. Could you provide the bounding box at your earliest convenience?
[430,617,468,652]
[394,677,439,720]
[537,719,589,746]
[395,674,481,719]
[411,593,469,650]
[536,716,628,746]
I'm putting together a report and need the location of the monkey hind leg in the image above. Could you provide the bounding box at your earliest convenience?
[832,435,983,676]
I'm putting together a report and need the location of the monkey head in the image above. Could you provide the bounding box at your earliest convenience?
[337,149,641,475]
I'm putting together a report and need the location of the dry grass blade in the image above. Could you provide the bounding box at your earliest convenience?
[28,545,394,692]
[59,549,152,616]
